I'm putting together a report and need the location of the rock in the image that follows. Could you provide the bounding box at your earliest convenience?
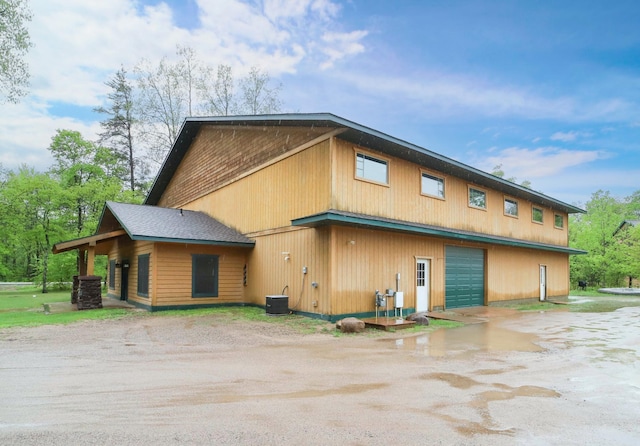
[406,312,430,325]
[337,317,365,333]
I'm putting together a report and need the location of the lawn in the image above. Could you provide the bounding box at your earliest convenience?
[0,286,134,329]
[0,286,460,334]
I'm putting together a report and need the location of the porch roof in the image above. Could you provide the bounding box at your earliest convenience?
[292,209,587,255]
[53,202,255,253]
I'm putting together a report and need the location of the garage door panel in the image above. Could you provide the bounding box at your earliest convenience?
[445,246,484,308]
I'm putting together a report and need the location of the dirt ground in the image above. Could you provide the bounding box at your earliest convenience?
[1,298,639,445]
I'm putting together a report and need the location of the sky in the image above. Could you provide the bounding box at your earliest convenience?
[1,0,639,207]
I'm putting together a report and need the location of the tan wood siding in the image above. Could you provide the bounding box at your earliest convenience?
[245,227,330,315]
[185,140,332,234]
[106,238,153,307]
[486,247,569,302]
[328,226,569,315]
[329,226,445,314]
[332,138,569,247]
[159,125,333,208]
[153,243,248,307]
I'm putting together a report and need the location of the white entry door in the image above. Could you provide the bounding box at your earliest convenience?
[540,265,547,301]
[416,259,430,312]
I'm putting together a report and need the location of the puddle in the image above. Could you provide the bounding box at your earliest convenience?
[393,321,543,358]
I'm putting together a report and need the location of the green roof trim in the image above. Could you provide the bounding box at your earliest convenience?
[292,210,587,255]
[129,235,255,248]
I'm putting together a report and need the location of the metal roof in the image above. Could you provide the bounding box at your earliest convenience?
[145,113,585,214]
[99,201,255,247]
[292,209,587,255]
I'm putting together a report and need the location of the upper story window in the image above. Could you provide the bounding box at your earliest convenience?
[532,206,544,224]
[504,197,518,217]
[468,186,487,209]
[355,152,388,184]
[421,172,445,199]
[554,214,564,229]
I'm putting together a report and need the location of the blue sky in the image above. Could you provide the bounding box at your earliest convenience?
[1,0,638,207]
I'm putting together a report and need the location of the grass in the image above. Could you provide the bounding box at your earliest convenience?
[9,284,635,332]
[0,286,136,329]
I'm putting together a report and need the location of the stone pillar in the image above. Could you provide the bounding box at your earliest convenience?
[71,275,79,304]
[77,275,103,310]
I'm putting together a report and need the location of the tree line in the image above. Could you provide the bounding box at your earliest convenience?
[0,46,282,290]
[570,190,640,289]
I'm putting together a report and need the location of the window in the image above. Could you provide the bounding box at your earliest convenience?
[532,206,544,224]
[356,152,388,184]
[421,172,445,198]
[468,187,487,209]
[137,254,149,297]
[192,254,219,297]
[504,198,518,217]
[109,259,116,289]
[554,214,564,229]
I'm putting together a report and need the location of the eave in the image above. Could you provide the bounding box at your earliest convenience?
[292,210,587,255]
[144,113,585,215]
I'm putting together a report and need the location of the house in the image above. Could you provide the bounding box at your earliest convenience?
[53,113,586,320]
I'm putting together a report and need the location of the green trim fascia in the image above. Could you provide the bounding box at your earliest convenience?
[291,308,417,323]
[292,211,587,255]
[142,302,257,312]
[131,235,255,248]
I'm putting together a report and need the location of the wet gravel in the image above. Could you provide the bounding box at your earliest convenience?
[1,305,639,445]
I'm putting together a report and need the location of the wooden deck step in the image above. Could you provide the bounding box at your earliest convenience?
[362,317,416,331]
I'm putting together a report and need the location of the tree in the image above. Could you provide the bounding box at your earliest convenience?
[238,66,282,115]
[48,130,123,237]
[491,164,532,189]
[133,46,283,165]
[134,50,194,164]
[0,0,33,103]
[199,64,236,116]
[94,67,143,192]
[0,166,68,292]
[569,190,627,287]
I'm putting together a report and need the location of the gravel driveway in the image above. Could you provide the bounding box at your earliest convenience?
[1,302,639,445]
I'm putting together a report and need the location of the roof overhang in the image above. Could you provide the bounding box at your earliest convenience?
[292,210,587,255]
[52,229,127,254]
[145,113,585,215]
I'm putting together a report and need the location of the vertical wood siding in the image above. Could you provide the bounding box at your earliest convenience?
[185,140,332,234]
[331,139,569,247]
[328,227,569,315]
[245,227,330,315]
[329,226,445,314]
[158,125,333,208]
[486,247,569,301]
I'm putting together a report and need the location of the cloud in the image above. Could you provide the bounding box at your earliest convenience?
[320,30,368,69]
[550,130,590,142]
[479,146,607,178]
[0,0,367,171]
[332,69,635,123]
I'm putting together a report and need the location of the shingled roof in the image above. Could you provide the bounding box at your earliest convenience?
[99,201,255,247]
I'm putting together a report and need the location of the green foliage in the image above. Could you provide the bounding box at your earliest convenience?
[569,190,631,286]
[0,0,33,103]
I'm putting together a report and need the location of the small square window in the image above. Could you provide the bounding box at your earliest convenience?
[554,214,564,229]
[504,198,518,217]
[532,207,544,224]
[469,187,487,209]
[356,152,388,184]
[421,173,445,198]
